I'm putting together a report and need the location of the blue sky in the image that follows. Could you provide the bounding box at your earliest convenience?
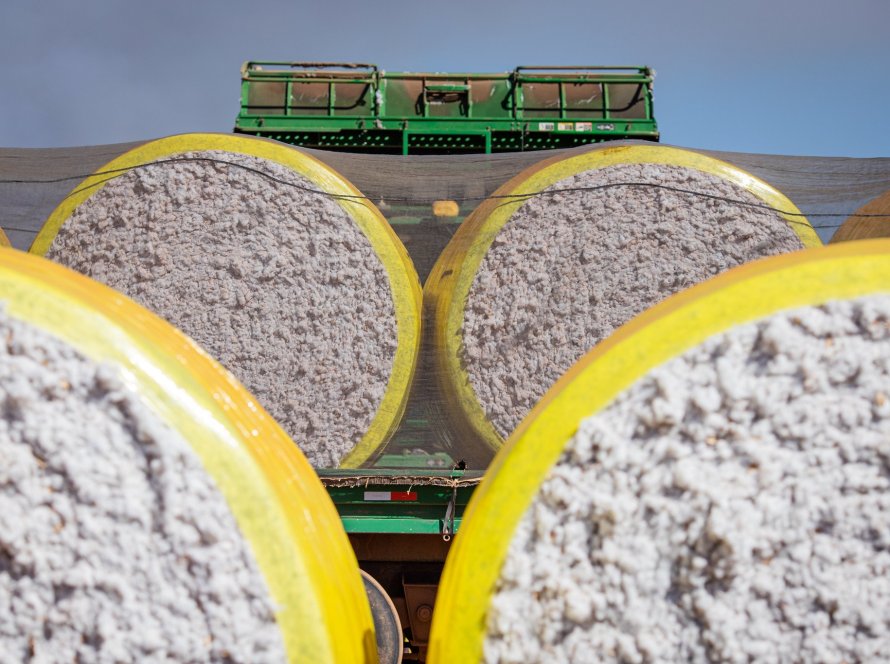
[2,0,888,156]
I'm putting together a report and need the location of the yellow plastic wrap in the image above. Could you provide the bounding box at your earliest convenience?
[31,133,422,468]
[424,144,821,457]
[0,228,9,247]
[428,239,890,664]
[830,189,890,242]
[0,248,378,664]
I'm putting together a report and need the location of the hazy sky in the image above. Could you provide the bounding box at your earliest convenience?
[2,0,888,156]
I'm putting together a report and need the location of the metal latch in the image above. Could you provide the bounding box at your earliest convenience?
[442,487,457,542]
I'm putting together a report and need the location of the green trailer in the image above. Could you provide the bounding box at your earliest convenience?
[234,62,658,662]
[318,469,480,663]
[235,62,658,154]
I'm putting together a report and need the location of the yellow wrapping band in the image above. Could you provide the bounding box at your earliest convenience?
[0,248,377,664]
[830,189,890,243]
[432,200,461,217]
[0,228,9,247]
[32,132,421,469]
[428,239,890,664]
[424,144,820,455]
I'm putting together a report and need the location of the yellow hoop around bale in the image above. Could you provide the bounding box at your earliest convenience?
[428,239,890,664]
[0,248,378,664]
[830,189,890,243]
[32,132,422,469]
[425,144,821,457]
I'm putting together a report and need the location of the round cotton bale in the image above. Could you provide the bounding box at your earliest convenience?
[32,133,421,468]
[425,145,820,455]
[830,189,890,242]
[429,240,890,664]
[0,249,375,663]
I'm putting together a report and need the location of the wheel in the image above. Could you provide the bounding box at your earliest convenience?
[361,570,404,664]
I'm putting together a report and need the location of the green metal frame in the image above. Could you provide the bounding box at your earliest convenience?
[319,469,481,537]
[235,62,658,154]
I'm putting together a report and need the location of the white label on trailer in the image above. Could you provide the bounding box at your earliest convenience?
[364,491,392,501]
[537,122,555,131]
[558,122,574,131]
[576,122,593,132]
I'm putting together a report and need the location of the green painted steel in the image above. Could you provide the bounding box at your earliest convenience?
[318,472,479,536]
[234,62,659,154]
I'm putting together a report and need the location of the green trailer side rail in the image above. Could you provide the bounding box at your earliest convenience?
[234,62,659,154]
[318,469,482,539]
